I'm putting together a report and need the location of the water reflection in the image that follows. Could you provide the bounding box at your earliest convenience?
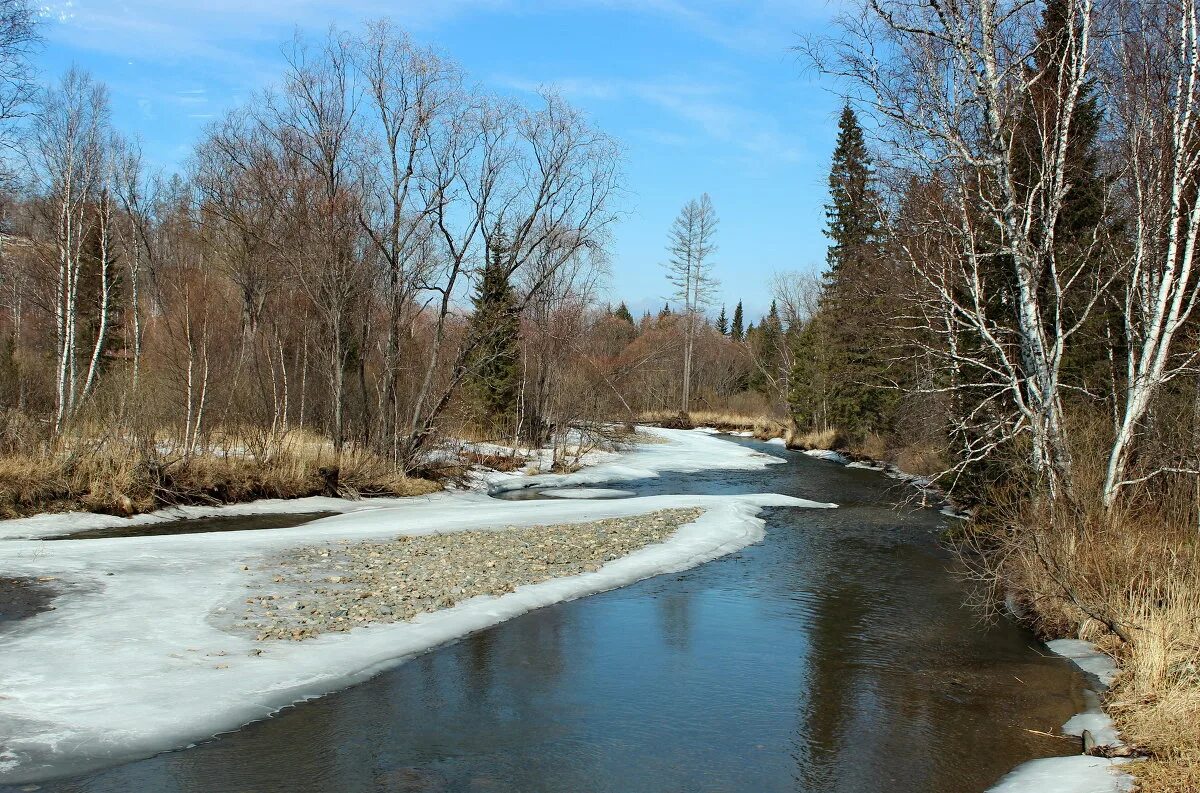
[8,440,1089,793]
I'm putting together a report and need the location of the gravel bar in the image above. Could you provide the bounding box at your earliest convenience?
[239,507,704,641]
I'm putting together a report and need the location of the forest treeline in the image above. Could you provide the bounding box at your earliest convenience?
[0,7,792,511]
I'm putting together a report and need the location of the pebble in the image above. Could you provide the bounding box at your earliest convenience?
[239,508,702,642]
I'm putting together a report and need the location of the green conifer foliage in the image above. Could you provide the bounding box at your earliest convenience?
[730,301,744,341]
[466,235,522,431]
[791,103,897,437]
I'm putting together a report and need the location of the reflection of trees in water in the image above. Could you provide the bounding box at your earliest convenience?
[790,526,964,793]
[655,589,694,653]
[793,578,870,793]
[165,688,349,793]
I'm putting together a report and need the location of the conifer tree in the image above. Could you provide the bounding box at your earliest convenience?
[614,301,635,325]
[730,301,744,342]
[791,103,895,437]
[466,234,522,430]
[749,302,784,396]
[824,104,880,285]
[715,305,728,335]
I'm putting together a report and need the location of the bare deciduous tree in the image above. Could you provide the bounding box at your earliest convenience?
[664,192,718,414]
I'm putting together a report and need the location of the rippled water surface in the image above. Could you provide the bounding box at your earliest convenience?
[4,438,1088,792]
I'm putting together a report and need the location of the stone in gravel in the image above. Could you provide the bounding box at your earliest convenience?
[239,507,703,642]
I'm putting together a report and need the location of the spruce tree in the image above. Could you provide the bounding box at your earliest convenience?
[730,301,744,341]
[795,102,895,437]
[466,234,522,431]
[824,104,880,290]
[749,302,784,396]
[715,305,728,335]
[614,302,635,325]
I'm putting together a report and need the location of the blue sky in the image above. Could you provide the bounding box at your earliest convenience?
[37,0,841,322]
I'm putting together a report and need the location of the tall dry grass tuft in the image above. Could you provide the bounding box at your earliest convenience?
[956,479,1200,790]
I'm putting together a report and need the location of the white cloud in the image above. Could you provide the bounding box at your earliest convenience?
[501,74,804,163]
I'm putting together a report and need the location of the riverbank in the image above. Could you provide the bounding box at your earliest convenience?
[0,433,440,520]
[971,498,1200,792]
[0,427,830,784]
[673,420,1141,792]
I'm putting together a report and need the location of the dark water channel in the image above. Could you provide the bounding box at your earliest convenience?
[4,438,1088,793]
[44,512,337,541]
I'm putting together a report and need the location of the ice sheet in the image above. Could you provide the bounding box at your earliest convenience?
[540,488,636,499]
[803,449,850,464]
[987,756,1133,793]
[486,426,787,495]
[1047,639,1119,688]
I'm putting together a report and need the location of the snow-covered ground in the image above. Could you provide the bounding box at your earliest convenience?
[0,427,831,783]
[485,425,787,495]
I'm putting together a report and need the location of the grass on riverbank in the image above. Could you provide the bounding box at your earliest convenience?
[961,492,1200,791]
[637,409,790,440]
[0,430,439,520]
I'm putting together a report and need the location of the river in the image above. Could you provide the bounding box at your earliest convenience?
[0,436,1089,792]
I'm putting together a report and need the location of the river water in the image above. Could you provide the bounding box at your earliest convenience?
[2,438,1088,792]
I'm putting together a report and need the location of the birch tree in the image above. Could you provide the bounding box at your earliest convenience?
[1098,0,1200,506]
[32,68,118,432]
[809,0,1104,497]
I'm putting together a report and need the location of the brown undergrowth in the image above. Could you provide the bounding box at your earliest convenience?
[638,409,790,440]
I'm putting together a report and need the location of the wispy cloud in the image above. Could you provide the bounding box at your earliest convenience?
[501,74,804,163]
[41,0,824,76]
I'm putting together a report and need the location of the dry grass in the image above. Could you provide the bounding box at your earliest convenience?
[638,410,791,440]
[959,493,1200,792]
[890,444,947,477]
[0,432,439,519]
[784,426,846,450]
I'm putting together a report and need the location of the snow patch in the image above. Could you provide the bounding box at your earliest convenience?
[1062,690,1121,748]
[803,449,850,464]
[987,756,1133,793]
[0,495,416,542]
[765,437,787,446]
[487,426,787,495]
[1047,639,1119,688]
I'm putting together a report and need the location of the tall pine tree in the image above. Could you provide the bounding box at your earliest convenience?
[792,103,896,437]
[715,305,728,335]
[466,234,522,432]
[730,301,744,341]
